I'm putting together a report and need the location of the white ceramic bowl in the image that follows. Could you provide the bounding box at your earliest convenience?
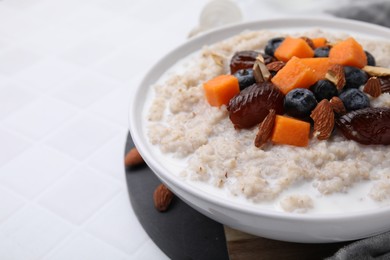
[129,17,390,243]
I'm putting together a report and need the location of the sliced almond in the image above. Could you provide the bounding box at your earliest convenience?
[210,52,224,67]
[325,64,345,90]
[310,99,335,140]
[125,147,145,167]
[254,109,276,148]
[253,54,271,83]
[362,65,390,77]
[363,77,382,98]
[266,61,285,74]
[329,96,347,115]
[153,183,174,212]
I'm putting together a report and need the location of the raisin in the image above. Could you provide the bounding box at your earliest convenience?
[227,82,284,129]
[230,51,277,74]
[230,50,259,74]
[263,53,277,65]
[336,107,390,145]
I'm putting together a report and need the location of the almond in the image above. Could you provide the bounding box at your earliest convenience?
[310,99,335,140]
[378,77,390,93]
[363,77,382,97]
[379,76,390,93]
[124,147,144,167]
[362,65,390,77]
[266,61,285,74]
[254,109,276,148]
[253,54,271,82]
[153,183,174,212]
[329,96,347,115]
[325,64,345,90]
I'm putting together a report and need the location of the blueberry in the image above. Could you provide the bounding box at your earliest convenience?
[314,46,330,57]
[339,88,370,111]
[265,37,285,57]
[365,51,376,66]
[344,66,368,89]
[284,88,318,118]
[310,80,338,101]
[233,69,256,90]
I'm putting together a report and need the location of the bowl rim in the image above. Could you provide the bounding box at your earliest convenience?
[129,16,390,223]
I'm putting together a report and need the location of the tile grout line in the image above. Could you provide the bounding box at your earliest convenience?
[0,196,28,229]
[82,190,149,258]
[39,190,134,260]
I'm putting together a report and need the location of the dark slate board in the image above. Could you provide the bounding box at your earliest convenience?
[124,132,229,260]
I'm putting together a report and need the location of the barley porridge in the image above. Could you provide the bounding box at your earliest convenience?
[146,29,390,214]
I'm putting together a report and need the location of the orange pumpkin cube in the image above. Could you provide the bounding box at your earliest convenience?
[274,37,314,62]
[312,37,327,48]
[203,74,239,107]
[300,57,331,81]
[271,57,318,95]
[329,37,367,68]
[271,115,310,147]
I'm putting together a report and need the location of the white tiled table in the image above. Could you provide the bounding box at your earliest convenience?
[0,0,209,259]
[0,0,361,259]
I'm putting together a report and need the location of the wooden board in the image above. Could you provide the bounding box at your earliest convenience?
[224,226,350,260]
